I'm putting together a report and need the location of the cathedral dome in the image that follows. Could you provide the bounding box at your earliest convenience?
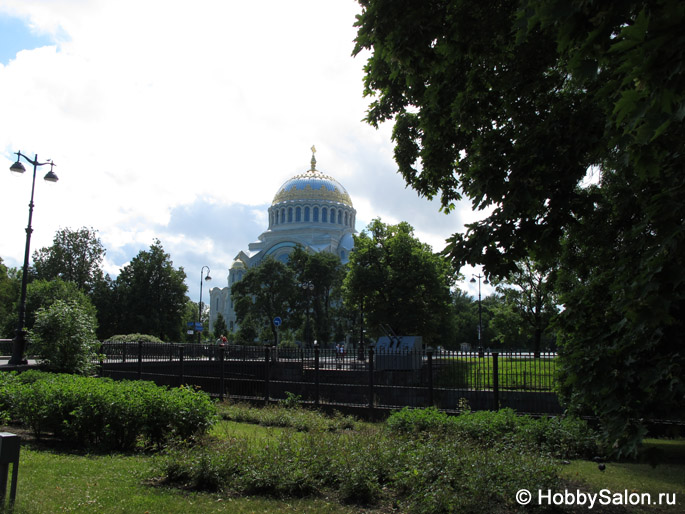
[272,150,353,208]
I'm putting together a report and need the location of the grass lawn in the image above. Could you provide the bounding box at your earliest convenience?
[560,439,685,513]
[4,406,683,513]
[10,444,358,513]
[435,355,558,391]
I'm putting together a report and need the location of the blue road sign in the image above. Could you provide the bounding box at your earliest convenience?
[273,317,282,327]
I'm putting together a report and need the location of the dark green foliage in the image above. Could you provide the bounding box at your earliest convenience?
[219,402,358,433]
[115,239,188,341]
[28,299,100,375]
[354,0,685,458]
[104,333,165,344]
[343,219,456,344]
[160,423,559,513]
[491,258,559,353]
[231,257,297,345]
[212,312,228,340]
[287,246,345,346]
[386,407,598,460]
[32,226,105,294]
[0,371,216,451]
[0,257,20,338]
[24,278,97,332]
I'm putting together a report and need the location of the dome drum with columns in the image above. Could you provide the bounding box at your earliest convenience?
[209,148,356,333]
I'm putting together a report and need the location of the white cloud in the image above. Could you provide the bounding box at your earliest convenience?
[0,0,485,301]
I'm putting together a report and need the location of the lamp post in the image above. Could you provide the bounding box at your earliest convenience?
[470,273,489,352]
[300,281,314,347]
[198,266,211,344]
[7,151,59,366]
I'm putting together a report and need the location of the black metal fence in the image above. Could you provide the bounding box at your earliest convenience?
[97,342,562,417]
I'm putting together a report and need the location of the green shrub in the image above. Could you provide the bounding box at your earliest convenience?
[385,406,452,433]
[386,407,599,459]
[160,425,560,513]
[28,299,100,374]
[105,333,165,344]
[0,371,216,450]
[219,402,358,432]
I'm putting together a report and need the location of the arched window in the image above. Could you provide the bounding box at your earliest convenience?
[322,207,328,223]
[304,206,310,222]
[296,207,301,222]
[331,209,336,223]
[281,209,285,223]
[344,212,348,226]
[288,207,293,222]
[313,207,319,222]
[337,210,342,224]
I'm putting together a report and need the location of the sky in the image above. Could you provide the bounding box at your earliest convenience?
[0,0,493,302]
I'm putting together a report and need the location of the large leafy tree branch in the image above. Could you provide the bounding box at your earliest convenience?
[354,0,685,457]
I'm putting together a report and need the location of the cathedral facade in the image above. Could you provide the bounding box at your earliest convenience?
[209,149,357,333]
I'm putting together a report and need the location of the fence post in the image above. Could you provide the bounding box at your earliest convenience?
[137,341,143,379]
[219,346,225,401]
[179,345,185,385]
[368,346,375,420]
[264,346,271,405]
[122,342,127,363]
[314,343,320,407]
[492,352,499,410]
[427,348,434,407]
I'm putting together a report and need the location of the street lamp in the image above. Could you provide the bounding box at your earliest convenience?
[470,273,489,352]
[7,151,59,366]
[300,281,314,347]
[198,266,211,343]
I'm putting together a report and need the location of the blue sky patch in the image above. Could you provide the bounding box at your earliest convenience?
[0,15,55,65]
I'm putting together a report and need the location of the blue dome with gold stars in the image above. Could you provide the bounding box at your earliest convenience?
[272,150,353,208]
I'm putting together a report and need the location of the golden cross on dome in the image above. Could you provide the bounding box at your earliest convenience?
[310,145,317,171]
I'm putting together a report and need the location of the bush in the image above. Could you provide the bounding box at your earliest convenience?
[219,402,358,432]
[386,407,598,459]
[0,371,216,450]
[28,299,100,374]
[160,426,560,512]
[105,333,165,344]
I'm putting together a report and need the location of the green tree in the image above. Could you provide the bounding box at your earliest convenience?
[91,274,119,340]
[24,278,97,332]
[343,219,455,345]
[231,257,296,345]
[287,246,345,346]
[451,290,478,349]
[33,227,105,294]
[28,299,100,374]
[0,258,21,338]
[212,312,229,340]
[491,259,559,354]
[115,240,188,342]
[354,0,685,456]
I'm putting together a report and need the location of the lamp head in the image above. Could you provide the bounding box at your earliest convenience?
[43,161,58,182]
[470,277,476,284]
[205,274,212,281]
[44,170,59,182]
[10,161,26,174]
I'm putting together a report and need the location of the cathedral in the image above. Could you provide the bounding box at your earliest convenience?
[209,148,357,333]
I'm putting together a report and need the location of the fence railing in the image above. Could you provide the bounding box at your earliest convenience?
[96,342,562,417]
